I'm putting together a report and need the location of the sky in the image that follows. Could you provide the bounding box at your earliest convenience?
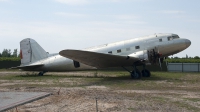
[0,0,199,57]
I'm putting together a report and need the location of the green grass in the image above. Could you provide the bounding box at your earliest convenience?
[127,108,136,111]
[172,101,200,111]
[1,71,200,90]
[152,96,170,102]
[184,98,200,102]
[0,68,20,71]
[0,74,64,80]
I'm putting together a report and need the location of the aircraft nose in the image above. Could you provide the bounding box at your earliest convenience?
[185,39,191,48]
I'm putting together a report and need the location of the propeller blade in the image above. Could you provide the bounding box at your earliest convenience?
[159,58,162,71]
[153,49,157,63]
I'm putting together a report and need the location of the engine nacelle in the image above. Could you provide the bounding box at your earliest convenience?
[128,50,149,61]
[128,49,162,65]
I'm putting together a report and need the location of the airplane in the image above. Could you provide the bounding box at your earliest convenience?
[13,33,191,79]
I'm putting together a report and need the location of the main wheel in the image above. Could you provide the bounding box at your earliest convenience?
[131,69,141,79]
[142,69,151,77]
[38,72,44,76]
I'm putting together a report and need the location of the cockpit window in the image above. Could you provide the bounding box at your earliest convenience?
[168,35,180,41]
[172,35,180,39]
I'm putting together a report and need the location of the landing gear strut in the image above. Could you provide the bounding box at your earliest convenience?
[122,65,141,79]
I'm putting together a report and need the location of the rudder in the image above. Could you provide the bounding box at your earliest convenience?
[20,38,48,66]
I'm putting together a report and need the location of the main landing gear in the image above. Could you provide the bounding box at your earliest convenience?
[38,71,47,76]
[122,64,151,79]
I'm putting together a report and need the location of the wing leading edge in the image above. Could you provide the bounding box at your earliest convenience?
[59,50,140,68]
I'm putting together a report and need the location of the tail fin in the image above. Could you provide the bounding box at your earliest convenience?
[20,38,48,66]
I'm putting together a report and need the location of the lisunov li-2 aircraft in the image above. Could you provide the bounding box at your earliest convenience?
[13,33,191,79]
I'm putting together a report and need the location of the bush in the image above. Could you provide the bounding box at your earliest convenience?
[165,59,200,63]
[0,57,21,69]
[0,57,20,61]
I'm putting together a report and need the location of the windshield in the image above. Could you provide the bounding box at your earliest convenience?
[172,35,180,39]
[168,35,180,41]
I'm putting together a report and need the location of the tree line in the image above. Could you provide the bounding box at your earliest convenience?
[168,55,200,59]
[0,49,200,63]
[166,55,200,63]
[0,49,19,57]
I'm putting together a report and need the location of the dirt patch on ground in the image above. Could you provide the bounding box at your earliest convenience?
[1,71,200,112]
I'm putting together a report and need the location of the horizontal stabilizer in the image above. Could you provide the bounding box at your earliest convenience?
[11,64,44,69]
[59,49,140,68]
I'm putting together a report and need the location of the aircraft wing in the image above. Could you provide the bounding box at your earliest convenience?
[59,50,141,68]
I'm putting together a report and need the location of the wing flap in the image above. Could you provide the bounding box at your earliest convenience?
[59,50,140,68]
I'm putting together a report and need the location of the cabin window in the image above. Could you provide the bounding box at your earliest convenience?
[135,46,140,49]
[126,48,130,51]
[168,36,173,41]
[108,51,112,54]
[159,39,162,42]
[117,49,121,53]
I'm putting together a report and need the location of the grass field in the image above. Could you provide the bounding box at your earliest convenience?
[1,70,200,112]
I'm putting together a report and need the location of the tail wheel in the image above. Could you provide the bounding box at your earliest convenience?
[142,69,151,77]
[131,69,141,79]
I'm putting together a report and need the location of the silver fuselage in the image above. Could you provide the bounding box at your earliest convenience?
[28,33,191,71]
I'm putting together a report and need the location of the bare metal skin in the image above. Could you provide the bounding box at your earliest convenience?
[14,33,191,79]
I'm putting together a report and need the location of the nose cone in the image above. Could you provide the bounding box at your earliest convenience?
[185,39,191,48]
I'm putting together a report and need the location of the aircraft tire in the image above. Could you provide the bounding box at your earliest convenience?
[38,72,44,76]
[142,69,151,77]
[131,69,141,79]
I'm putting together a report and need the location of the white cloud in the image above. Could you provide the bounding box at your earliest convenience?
[55,12,87,18]
[109,15,146,25]
[113,15,139,20]
[102,0,152,2]
[0,21,153,53]
[55,0,89,5]
[0,0,10,2]
[101,0,151,2]
[108,0,121,2]
[188,19,200,23]
[121,21,146,25]
[160,10,185,14]
[54,0,151,5]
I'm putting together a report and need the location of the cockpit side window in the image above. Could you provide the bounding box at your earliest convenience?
[172,35,180,39]
[168,36,173,41]
[135,46,140,49]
